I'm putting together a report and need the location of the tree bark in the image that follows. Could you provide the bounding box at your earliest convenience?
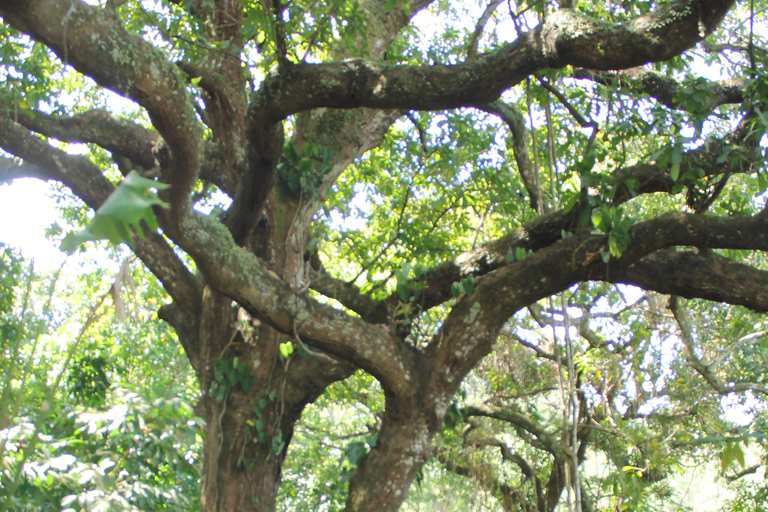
[345,394,433,512]
[192,287,355,511]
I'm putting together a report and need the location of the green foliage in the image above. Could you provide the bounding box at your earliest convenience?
[2,389,201,512]
[210,357,255,402]
[67,354,116,407]
[246,392,280,452]
[720,440,746,474]
[3,0,768,510]
[450,276,474,298]
[278,371,382,511]
[61,172,169,254]
[278,341,294,361]
[0,246,201,512]
[589,204,633,260]
[278,141,334,196]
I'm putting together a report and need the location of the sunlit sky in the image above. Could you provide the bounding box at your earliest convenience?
[0,178,67,270]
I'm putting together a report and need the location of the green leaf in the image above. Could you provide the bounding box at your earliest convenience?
[284,141,298,162]
[671,143,683,165]
[271,432,285,455]
[734,442,745,469]
[460,276,474,296]
[670,163,681,182]
[344,441,368,467]
[61,172,169,254]
[279,341,294,360]
[591,208,603,229]
[299,158,314,175]
[720,443,735,473]
[451,281,464,298]
[396,282,412,302]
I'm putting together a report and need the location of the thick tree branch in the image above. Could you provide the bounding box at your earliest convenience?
[0,0,204,216]
[15,108,159,170]
[613,250,768,312]
[233,0,433,244]
[175,0,247,179]
[228,0,734,245]
[426,211,768,407]
[312,105,763,323]
[229,0,736,235]
[13,105,236,196]
[175,211,418,396]
[251,0,734,120]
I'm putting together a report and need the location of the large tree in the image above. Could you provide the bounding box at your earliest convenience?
[0,0,766,510]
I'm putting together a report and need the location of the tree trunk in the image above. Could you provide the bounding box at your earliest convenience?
[345,394,434,512]
[192,284,354,511]
[200,391,291,511]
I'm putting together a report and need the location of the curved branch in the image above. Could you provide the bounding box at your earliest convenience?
[15,108,159,170]
[14,105,236,196]
[426,211,768,405]
[481,100,544,213]
[464,404,564,458]
[175,211,417,396]
[0,0,204,216]
[251,0,734,120]
[614,250,768,313]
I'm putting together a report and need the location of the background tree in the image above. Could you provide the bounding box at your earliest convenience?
[0,245,201,511]
[0,0,767,511]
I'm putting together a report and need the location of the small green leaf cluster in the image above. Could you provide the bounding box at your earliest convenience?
[278,141,334,196]
[671,78,719,116]
[394,262,429,303]
[505,246,528,264]
[243,392,284,463]
[339,435,376,483]
[279,340,294,361]
[720,439,747,474]
[450,275,474,298]
[210,357,254,403]
[67,354,116,407]
[651,141,685,182]
[238,0,370,64]
[248,393,276,444]
[383,0,409,13]
[391,263,432,329]
[587,204,633,261]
